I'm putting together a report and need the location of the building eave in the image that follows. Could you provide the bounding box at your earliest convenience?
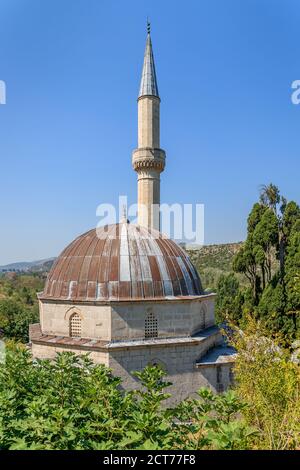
[37,292,216,306]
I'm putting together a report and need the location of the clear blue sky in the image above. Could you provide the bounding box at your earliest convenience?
[0,0,299,264]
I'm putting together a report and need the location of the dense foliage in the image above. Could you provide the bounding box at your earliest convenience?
[216,184,300,346]
[0,274,42,342]
[0,345,252,450]
[228,318,300,449]
[1,331,299,450]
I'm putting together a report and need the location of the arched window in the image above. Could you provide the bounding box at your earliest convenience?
[145,312,158,339]
[69,313,82,338]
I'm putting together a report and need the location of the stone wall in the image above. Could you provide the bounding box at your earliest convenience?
[108,329,222,404]
[110,296,215,341]
[39,296,215,343]
[40,301,111,340]
[198,364,233,393]
[30,324,233,404]
[31,342,109,366]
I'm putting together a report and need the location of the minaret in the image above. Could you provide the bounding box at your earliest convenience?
[132,23,166,231]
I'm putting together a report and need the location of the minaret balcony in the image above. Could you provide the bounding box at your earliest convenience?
[132,147,166,172]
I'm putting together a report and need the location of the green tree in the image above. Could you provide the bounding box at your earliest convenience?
[216,273,244,324]
[232,185,300,344]
[252,208,278,287]
[259,183,280,214]
[232,241,261,303]
[0,299,38,342]
[278,201,300,276]
[284,219,300,333]
[257,276,295,342]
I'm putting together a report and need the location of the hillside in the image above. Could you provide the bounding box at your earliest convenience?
[0,258,55,273]
[186,242,244,291]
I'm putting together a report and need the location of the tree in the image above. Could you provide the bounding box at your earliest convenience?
[232,241,261,303]
[232,202,278,302]
[252,208,278,286]
[216,273,244,324]
[247,202,267,232]
[282,202,300,238]
[284,219,300,332]
[0,299,38,342]
[280,201,300,277]
[232,186,300,344]
[259,183,280,214]
[257,276,295,342]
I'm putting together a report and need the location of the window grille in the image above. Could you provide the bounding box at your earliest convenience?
[145,312,158,339]
[70,313,82,338]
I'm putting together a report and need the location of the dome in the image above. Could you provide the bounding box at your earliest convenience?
[41,222,203,302]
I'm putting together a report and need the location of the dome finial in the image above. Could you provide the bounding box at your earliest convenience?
[120,204,129,224]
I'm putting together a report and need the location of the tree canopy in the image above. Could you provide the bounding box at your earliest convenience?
[218,184,300,346]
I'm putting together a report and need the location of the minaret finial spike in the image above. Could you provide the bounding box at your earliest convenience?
[121,204,129,223]
[147,18,151,35]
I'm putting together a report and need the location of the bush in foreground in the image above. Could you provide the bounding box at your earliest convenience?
[0,345,252,450]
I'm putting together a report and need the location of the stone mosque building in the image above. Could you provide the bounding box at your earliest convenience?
[30,26,235,401]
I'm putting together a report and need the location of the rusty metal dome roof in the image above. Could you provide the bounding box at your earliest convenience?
[41,222,203,302]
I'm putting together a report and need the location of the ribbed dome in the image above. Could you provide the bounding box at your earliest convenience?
[41,223,203,302]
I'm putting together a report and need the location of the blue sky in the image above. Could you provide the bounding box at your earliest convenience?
[0,0,299,264]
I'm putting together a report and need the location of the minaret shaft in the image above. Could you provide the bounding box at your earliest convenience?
[132,30,165,231]
[138,96,160,148]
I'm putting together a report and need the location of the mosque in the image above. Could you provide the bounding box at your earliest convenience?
[29,26,235,402]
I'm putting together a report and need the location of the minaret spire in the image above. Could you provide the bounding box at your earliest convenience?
[132,26,166,231]
[139,21,159,98]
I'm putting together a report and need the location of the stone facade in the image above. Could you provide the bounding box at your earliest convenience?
[108,329,229,403]
[39,295,215,342]
[31,341,109,366]
[30,320,233,404]
[31,292,235,404]
[110,295,215,341]
[39,300,111,340]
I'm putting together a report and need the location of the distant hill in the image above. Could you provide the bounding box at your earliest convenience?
[187,242,243,271]
[0,258,56,273]
[186,242,244,291]
[29,259,56,273]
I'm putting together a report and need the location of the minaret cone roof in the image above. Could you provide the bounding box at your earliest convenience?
[138,30,159,98]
